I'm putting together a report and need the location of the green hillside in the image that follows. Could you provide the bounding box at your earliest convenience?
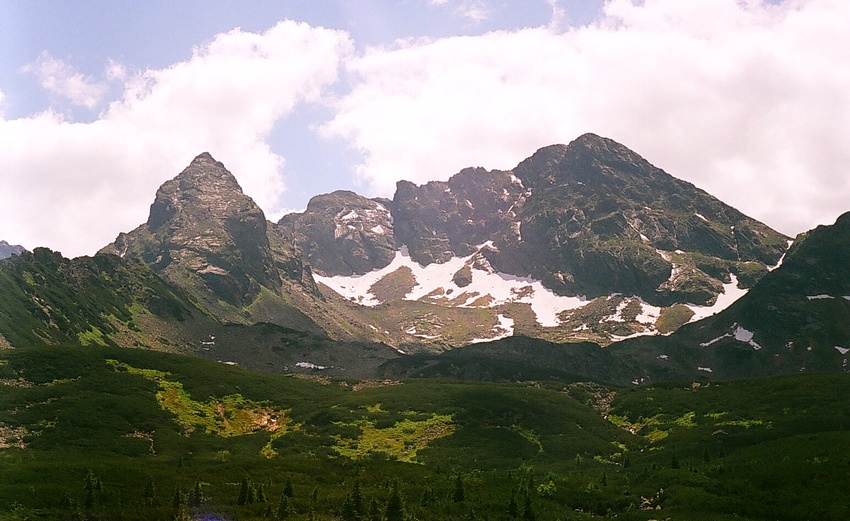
[2,345,849,520]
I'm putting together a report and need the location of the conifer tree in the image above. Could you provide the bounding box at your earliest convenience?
[349,480,364,518]
[385,480,405,521]
[671,452,680,469]
[522,492,536,521]
[368,497,381,521]
[453,473,466,503]
[507,489,519,519]
[188,479,202,508]
[83,470,96,509]
[143,477,155,501]
[172,485,184,511]
[238,476,251,506]
[342,493,359,521]
[284,475,295,498]
[277,494,291,520]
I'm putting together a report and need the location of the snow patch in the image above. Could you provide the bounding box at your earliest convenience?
[700,323,761,350]
[769,239,794,271]
[835,346,850,355]
[686,274,747,322]
[339,210,359,221]
[734,325,762,350]
[807,294,834,300]
[698,367,713,373]
[695,213,708,222]
[314,244,588,327]
[295,362,327,370]
[469,314,514,344]
[700,334,729,347]
[370,225,386,235]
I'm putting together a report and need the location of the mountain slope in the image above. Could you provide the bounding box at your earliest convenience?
[610,210,850,382]
[0,248,201,350]
[100,153,335,335]
[4,344,850,520]
[308,134,789,345]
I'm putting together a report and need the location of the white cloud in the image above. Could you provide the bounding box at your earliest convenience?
[0,21,353,257]
[322,0,850,238]
[427,0,491,22]
[21,52,108,109]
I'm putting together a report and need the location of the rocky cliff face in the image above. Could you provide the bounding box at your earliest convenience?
[94,136,792,348]
[102,153,282,307]
[313,134,788,304]
[492,133,790,305]
[290,134,791,345]
[0,240,25,259]
[278,191,396,276]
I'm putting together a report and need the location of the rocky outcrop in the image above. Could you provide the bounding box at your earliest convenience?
[102,153,281,307]
[0,240,25,259]
[496,133,789,305]
[392,167,529,265]
[383,134,788,306]
[279,191,396,276]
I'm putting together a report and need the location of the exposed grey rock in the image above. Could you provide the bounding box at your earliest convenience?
[0,240,25,259]
[279,190,396,276]
[102,153,281,306]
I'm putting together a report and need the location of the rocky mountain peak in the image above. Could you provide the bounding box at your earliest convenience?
[0,240,26,259]
[103,153,281,307]
[279,190,396,276]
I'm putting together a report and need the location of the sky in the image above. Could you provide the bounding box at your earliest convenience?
[1,0,849,258]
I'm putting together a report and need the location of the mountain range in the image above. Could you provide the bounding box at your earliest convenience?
[2,133,847,385]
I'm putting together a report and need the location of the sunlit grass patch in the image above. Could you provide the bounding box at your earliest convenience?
[106,360,296,449]
[333,413,455,463]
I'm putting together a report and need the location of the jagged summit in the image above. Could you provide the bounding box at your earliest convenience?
[103,153,281,308]
[278,190,396,276]
[94,135,792,347]
[0,240,26,259]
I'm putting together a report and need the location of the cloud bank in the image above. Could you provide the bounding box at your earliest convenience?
[324,0,850,238]
[0,21,352,257]
[2,1,849,258]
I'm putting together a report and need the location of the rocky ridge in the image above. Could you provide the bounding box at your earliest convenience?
[0,241,25,259]
[95,135,790,348]
[300,134,789,345]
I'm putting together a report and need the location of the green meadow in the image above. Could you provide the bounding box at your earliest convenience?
[1,345,849,520]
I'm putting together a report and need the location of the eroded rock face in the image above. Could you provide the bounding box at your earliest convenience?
[494,133,790,305]
[392,167,529,265]
[0,241,25,259]
[314,134,789,307]
[102,153,281,306]
[279,191,396,276]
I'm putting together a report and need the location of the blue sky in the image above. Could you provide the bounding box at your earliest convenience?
[1,0,848,257]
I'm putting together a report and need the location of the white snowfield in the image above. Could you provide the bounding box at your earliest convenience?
[470,314,515,344]
[699,323,762,350]
[314,243,767,335]
[686,274,747,322]
[314,244,589,327]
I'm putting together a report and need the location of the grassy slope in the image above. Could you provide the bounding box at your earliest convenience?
[1,346,849,520]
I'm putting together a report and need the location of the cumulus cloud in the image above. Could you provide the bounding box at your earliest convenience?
[323,0,850,238]
[21,52,108,108]
[428,0,491,22]
[0,20,353,257]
